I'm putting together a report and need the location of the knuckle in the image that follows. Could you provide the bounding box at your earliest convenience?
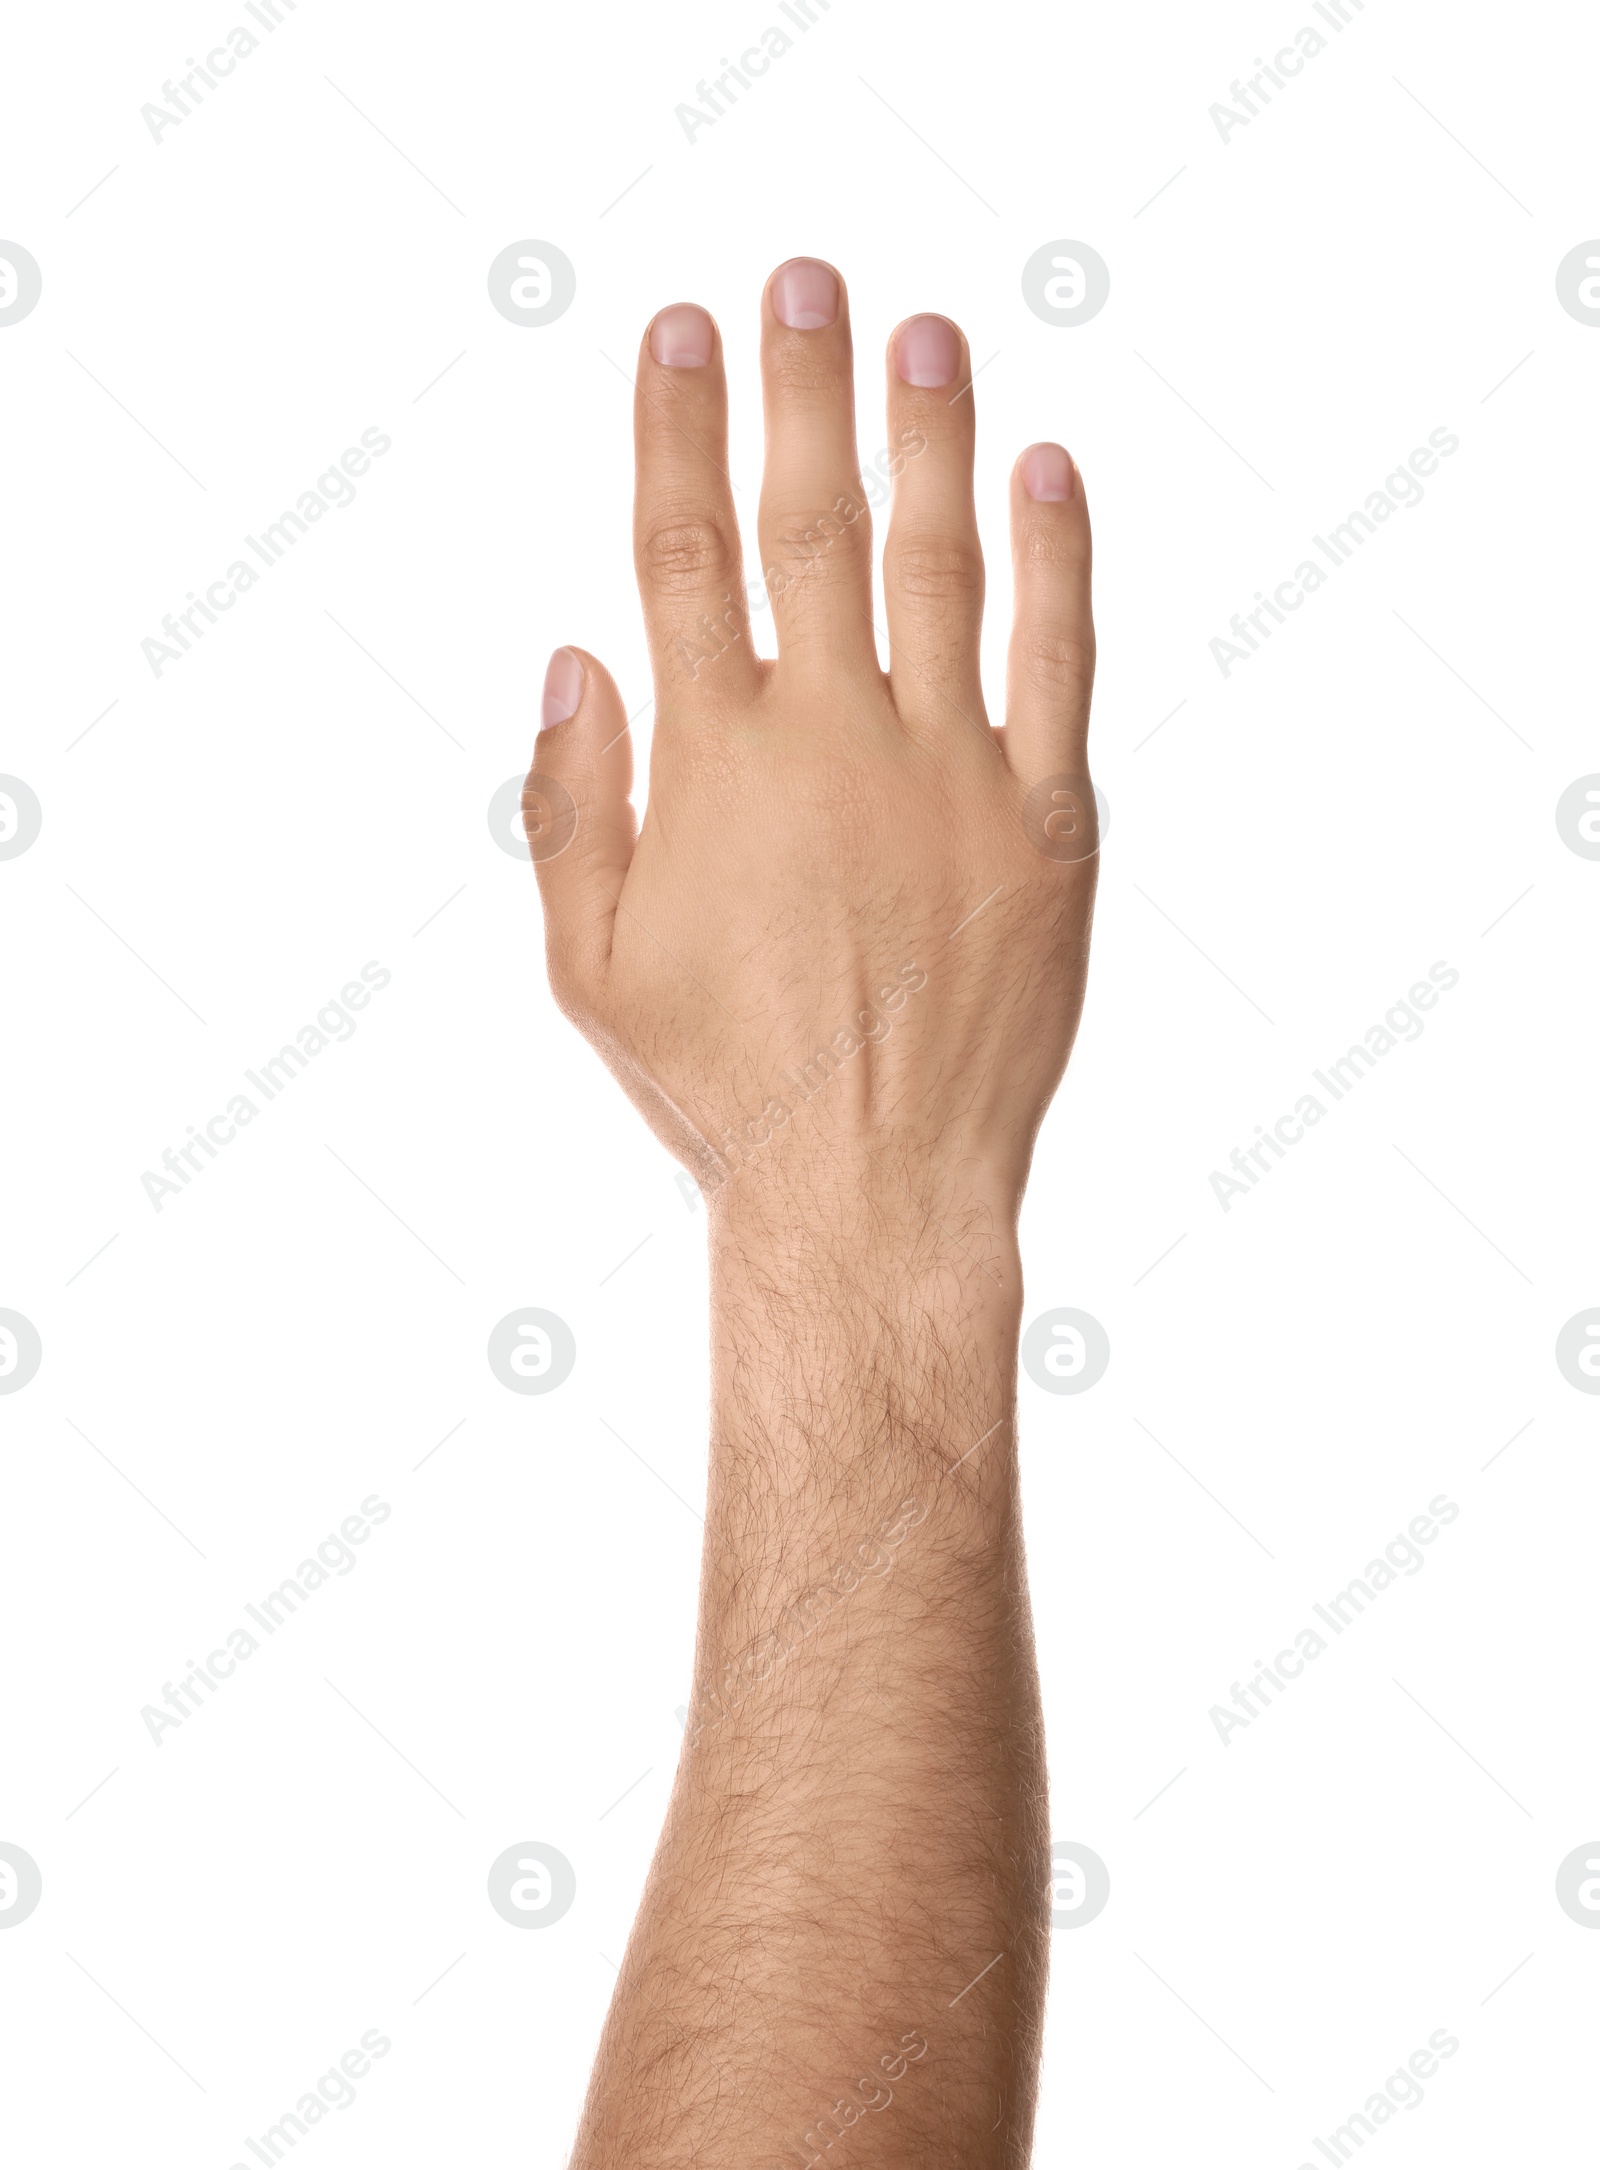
[886,536,984,608]
[1015,627,1095,699]
[764,347,844,403]
[637,515,738,594]
[1021,523,1090,573]
[767,502,870,587]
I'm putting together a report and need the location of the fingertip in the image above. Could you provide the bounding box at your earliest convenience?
[768,257,842,330]
[1010,448,1092,578]
[528,646,635,979]
[533,647,632,776]
[891,313,964,391]
[1017,442,1078,504]
[541,646,584,731]
[647,303,716,368]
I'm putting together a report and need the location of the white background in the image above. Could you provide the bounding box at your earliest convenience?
[2,0,1597,2163]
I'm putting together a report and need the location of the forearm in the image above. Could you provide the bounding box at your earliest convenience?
[571,1171,1049,2167]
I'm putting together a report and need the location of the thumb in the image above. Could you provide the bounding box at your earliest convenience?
[528,646,636,1009]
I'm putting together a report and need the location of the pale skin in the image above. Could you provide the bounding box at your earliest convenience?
[531,257,1096,2167]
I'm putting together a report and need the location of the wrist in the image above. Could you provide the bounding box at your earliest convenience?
[708,1160,1023,1337]
[705,1151,1023,1480]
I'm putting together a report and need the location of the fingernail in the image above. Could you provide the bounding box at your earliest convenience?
[895,314,960,388]
[1021,442,1076,502]
[542,647,583,729]
[772,258,839,330]
[649,303,714,367]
